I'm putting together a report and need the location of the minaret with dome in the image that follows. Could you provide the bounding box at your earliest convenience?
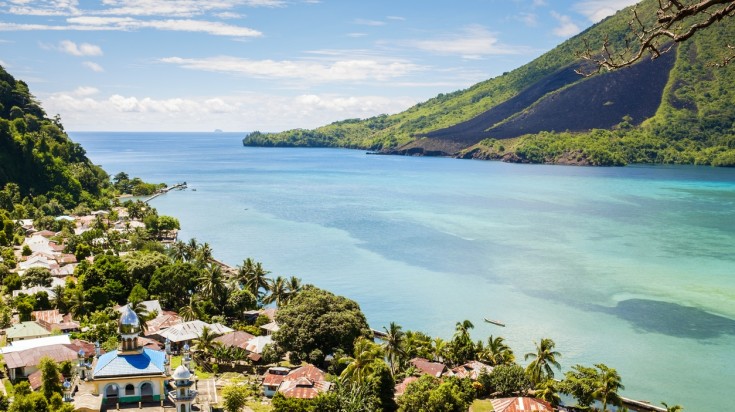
[88,303,176,406]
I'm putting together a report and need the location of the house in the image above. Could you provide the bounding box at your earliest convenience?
[12,276,67,298]
[409,357,448,377]
[244,335,272,358]
[261,321,280,335]
[448,360,494,380]
[214,331,255,350]
[262,366,290,397]
[32,309,80,333]
[22,234,56,255]
[0,335,72,354]
[143,310,183,337]
[3,343,79,381]
[155,320,233,350]
[490,397,553,412]
[276,364,332,399]
[4,321,53,342]
[394,376,418,397]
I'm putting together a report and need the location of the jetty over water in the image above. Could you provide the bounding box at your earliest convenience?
[144,182,187,203]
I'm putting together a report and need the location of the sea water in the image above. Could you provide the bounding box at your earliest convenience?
[71,132,735,410]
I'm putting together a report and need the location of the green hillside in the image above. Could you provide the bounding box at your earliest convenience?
[244,0,735,166]
[0,65,111,209]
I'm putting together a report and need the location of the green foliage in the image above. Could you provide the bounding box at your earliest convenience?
[397,375,474,412]
[483,363,532,397]
[21,267,52,288]
[273,285,371,367]
[243,0,735,167]
[222,384,250,412]
[272,392,316,412]
[39,357,63,401]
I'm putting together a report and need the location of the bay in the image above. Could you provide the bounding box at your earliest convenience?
[71,131,735,410]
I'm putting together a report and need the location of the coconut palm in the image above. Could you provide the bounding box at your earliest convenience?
[193,325,221,365]
[198,264,226,302]
[593,364,625,412]
[179,296,198,321]
[185,238,199,261]
[238,258,271,301]
[381,322,405,376]
[431,337,448,363]
[287,276,302,295]
[451,319,476,364]
[525,338,562,385]
[194,242,213,266]
[535,379,561,407]
[169,240,188,262]
[340,337,384,384]
[264,276,289,306]
[68,287,92,319]
[482,335,515,366]
[50,285,67,312]
[129,301,157,333]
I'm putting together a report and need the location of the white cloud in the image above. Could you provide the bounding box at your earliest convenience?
[215,11,242,19]
[354,18,385,26]
[551,11,581,37]
[58,40,103,56]
[517,12,538,27]
[386,15,405,21]
[0,17,262,37]
[159,55,420,82]
[82,61,104,72]
[573,0,639,22]
[40,91,417,132]
[411,25,525,59]
[73,86,99,96]
[347,32,367,38]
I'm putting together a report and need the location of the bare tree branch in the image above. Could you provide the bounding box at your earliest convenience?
[576,0,735,76]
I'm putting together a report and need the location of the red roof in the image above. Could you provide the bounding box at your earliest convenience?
[262,367,290,387]
[214,331,255,350]
[144,311,183,336]
[276,364,330,399]
[491,397,553,412]
[394,376,418,397]
[409,357,447,377]
[450,360,494,380]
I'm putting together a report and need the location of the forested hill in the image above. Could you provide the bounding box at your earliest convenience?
[243,0,735,166]
[0,65,110,208]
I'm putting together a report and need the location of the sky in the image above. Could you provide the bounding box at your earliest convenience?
[0,0,640,132]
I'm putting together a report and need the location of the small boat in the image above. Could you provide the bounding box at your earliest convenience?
[484,318,506,327]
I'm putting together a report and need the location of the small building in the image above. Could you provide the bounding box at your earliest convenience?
[214,331,255,351]
[276,364,331,399]
[409,357,447,378]
[3,343,80,381]
[394,376,419,398]
[262,367,290,398]
[491,397,553,412]
[155,320,233,350]
[32,309,80,333]
[4,321,53,342]
[448,360,494,380]
[261,321,280,335]
[144,311,183,337]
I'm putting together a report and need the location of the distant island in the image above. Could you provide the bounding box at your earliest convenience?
[243,0,735,167]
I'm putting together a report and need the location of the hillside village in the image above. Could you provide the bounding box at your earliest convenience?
[0,201,580,412]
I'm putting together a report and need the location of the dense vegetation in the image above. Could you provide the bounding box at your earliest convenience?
[244,0,735,166]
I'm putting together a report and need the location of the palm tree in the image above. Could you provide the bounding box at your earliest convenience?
[179,296,198,321]
[525,338,562,385]
[264,276,288,306]
[535,379,561,407]
[593,364,625,412]
[129,301,157,334]
[195,242,213,265]
[431,337,448,363]
[50,285,67,312]
[451,319,475,364]
[185,238,199,261]
[287,276,302,295]
[169,240,188,262]
[381,322,405,376]
[193,325,221,365]
[68,287,92,319]
[339,337,384,384]
[482,335,515,366]
[238,258,271,301]
[198,264,226,302]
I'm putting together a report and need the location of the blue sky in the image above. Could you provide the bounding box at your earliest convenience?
[0,0,639,132]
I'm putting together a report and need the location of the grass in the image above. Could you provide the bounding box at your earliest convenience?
[2,379,13,397]
[168,355,213,379]
[246,401,273,412]
[470,399,495,412]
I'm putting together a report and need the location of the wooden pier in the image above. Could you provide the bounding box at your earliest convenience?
[144,182,188,203]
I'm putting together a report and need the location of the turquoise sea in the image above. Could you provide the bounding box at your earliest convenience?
[71,132,735,410]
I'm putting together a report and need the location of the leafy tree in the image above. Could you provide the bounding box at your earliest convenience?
[662,402,684,412]
[221,384,249,412]
[559,364,601,409]
[148,262,200,310]
[398,375,474,412]
[524,338,561,385]
[485,363,532,397]
[39,357,63,401]
[274,285,371,366]
[272,392,315,412]
[22,267,53,287]
[127,283,149,304]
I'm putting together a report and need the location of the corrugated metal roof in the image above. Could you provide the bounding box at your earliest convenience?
[409,357,447,377]
[5,321,53,339]
[4,344,79,369]
[491,397,553,412]
[157,320,233,342]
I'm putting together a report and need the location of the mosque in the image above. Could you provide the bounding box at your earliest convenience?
[72,304,198,412]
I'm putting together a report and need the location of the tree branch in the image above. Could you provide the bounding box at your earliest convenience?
[576,0,735,76]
